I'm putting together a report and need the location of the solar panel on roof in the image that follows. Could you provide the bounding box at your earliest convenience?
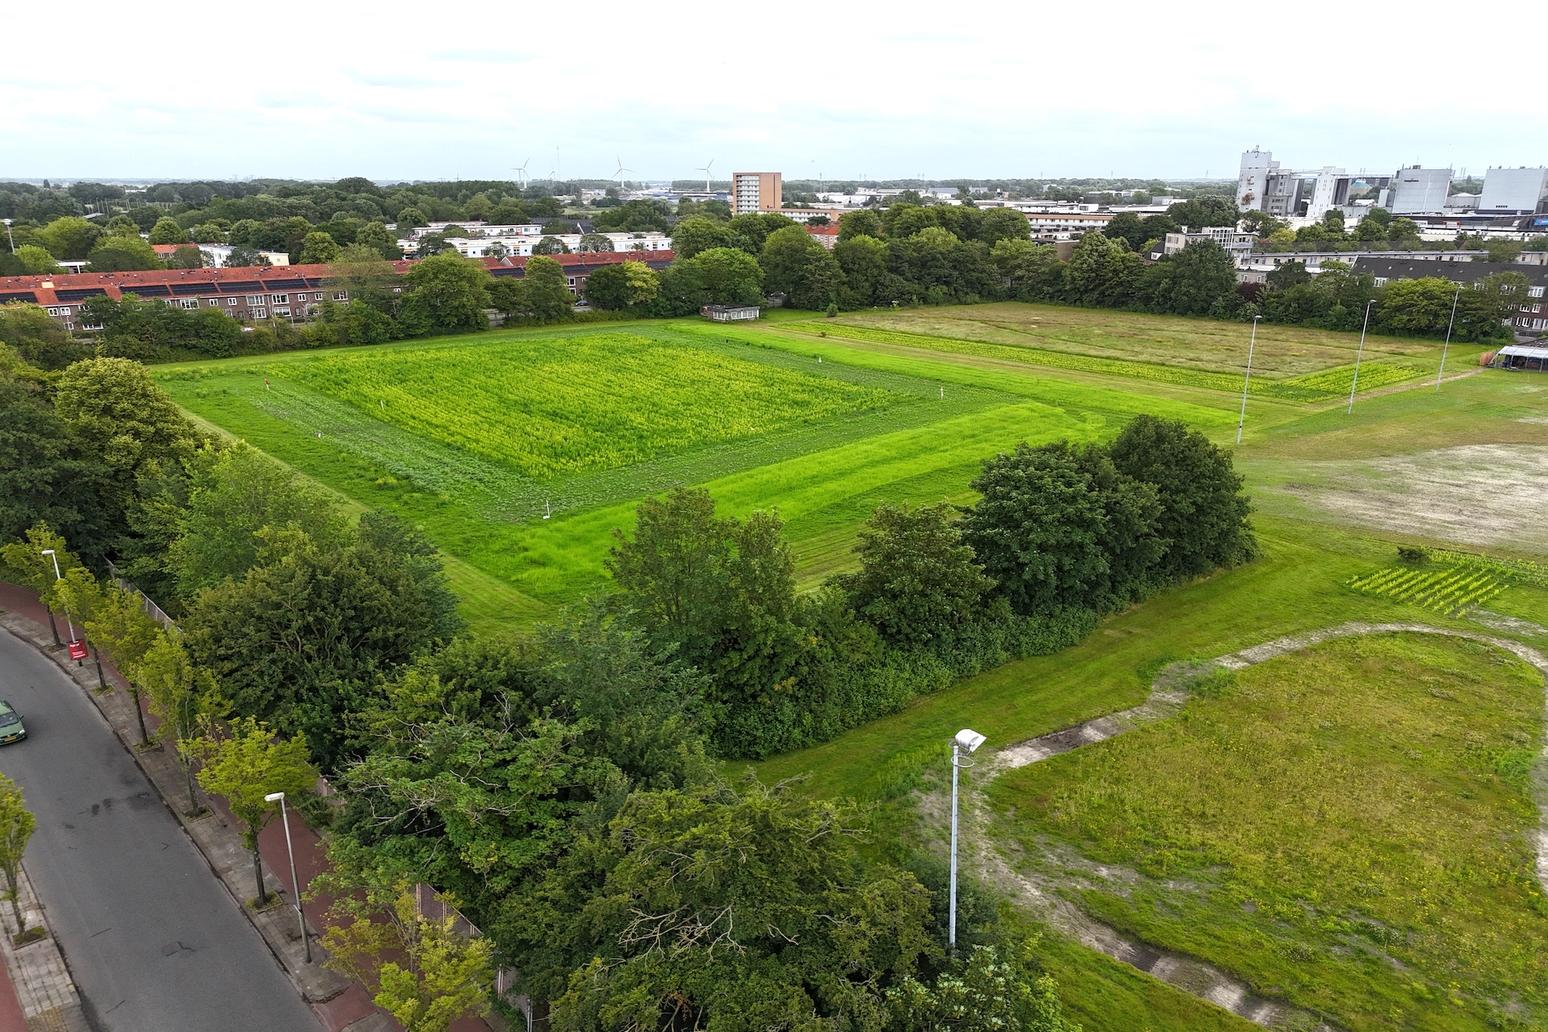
[263,278,307,290]
[171,282,214,296]
[218,281,262,292]
[0,291,37,304]
[119,285,171,297]
[55,288,110,301]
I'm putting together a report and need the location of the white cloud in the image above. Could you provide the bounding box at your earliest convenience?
[2,0,1543,181]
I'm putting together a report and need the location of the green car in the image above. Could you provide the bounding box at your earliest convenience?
[0,701,26,745]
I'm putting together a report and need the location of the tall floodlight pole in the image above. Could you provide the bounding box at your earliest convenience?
[265,792,312,963]
[1236,315,1262,445]
[2,219,14,254]
[1347,299,1376,415]
[949,728,986,951]
[1436,283,1461,389]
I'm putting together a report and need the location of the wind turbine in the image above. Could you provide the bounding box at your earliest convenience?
[697,158,714,194]
[513,159,530,188]
[614,155,632,188]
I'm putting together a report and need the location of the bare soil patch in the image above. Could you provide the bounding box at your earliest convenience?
[1286,445,1548,552]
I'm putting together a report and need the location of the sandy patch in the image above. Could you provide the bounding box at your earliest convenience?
[1287,445,1548,551]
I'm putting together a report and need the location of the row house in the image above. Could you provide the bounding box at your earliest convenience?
[0,252,676,331]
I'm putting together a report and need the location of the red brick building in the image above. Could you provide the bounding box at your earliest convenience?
[0,252,674,332]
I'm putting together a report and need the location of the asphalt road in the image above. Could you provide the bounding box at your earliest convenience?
[0,627,320,1032]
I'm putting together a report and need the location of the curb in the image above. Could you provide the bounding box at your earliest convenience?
[0,864,90,1032]
[0,613,355,1027]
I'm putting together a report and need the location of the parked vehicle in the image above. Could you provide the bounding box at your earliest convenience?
[0,701,27,745]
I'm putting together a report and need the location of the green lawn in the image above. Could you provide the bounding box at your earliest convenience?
[155,314,1238,626]
[989,633,1548,1032]
[151,303,1548,1027]
[833,301,1467,377]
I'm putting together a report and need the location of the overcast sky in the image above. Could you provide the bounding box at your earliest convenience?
[5,0,1543,184]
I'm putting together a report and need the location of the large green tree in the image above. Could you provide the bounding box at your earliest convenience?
[533,778,935,1028]
[840,503,993,647]
[166,442,343,598]
[583,260,658,311]
[52,358,198,553]
[961,441,1161,617]
[148,217,189,245]
[191,718,316,906]
[182,515,461,767]
[87,236,162,272]
[1107,415,1256,580]
[399,252,489,335]
[606,488,802,742]
[759,225,843,310]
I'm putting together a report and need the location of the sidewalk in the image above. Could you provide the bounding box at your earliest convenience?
[0,583,428,1032]
[0,865,89,1032]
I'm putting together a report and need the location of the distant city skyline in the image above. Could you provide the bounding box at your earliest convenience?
[4,0,1541,184]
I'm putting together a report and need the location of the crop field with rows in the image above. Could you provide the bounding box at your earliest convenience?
[1347,563,1511,615]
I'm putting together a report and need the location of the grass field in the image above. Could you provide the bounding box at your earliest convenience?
[989,633,1548,1032]
[152,301,1548,1029]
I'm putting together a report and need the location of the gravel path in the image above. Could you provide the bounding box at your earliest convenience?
[970,621,1548,1030]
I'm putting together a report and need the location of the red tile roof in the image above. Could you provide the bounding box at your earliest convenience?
[150,243,200,256]
[804,223,840,236]
[0,251,675,307]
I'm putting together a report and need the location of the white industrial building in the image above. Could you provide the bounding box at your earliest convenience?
[1387,167,1453,214]
[1478,168,1548,214]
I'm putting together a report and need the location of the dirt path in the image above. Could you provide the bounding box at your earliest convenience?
[968,621,1548,1031]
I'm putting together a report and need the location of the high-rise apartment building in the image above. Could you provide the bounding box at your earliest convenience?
[731,172,782,214]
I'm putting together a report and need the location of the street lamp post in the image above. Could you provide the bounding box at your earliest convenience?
[1436,284,1461,389]
[265,792,312,963]
[1,219,14,255]
[1347,299,1376,415]
[949,727,986,951]
[1236,315,1262,445]
[40,549,76,659]
[35,550,61,646]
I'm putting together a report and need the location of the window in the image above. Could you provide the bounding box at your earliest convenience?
[273,306,291,318]
[227,298,238,306]
[207,298,220,307]
[1373,277,1387,287]
[179,299,200,309]
[252,307,267,319]
[333,291,348,301]
[46,306,69,316]
[1531,286,1545,298]
[247,295,263,305]
[269,293,288,304]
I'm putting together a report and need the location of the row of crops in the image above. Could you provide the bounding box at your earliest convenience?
[793,322,1427,402]
[263,332,902,480]
[1345,564,1509,617]
[1429,549,1548,588]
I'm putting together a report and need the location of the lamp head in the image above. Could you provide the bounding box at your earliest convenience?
[264,792,285,803]
[954,728,986,754]
[40,549,55,556]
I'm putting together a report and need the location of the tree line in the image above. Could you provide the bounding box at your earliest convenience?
[0,333,1256,1027]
